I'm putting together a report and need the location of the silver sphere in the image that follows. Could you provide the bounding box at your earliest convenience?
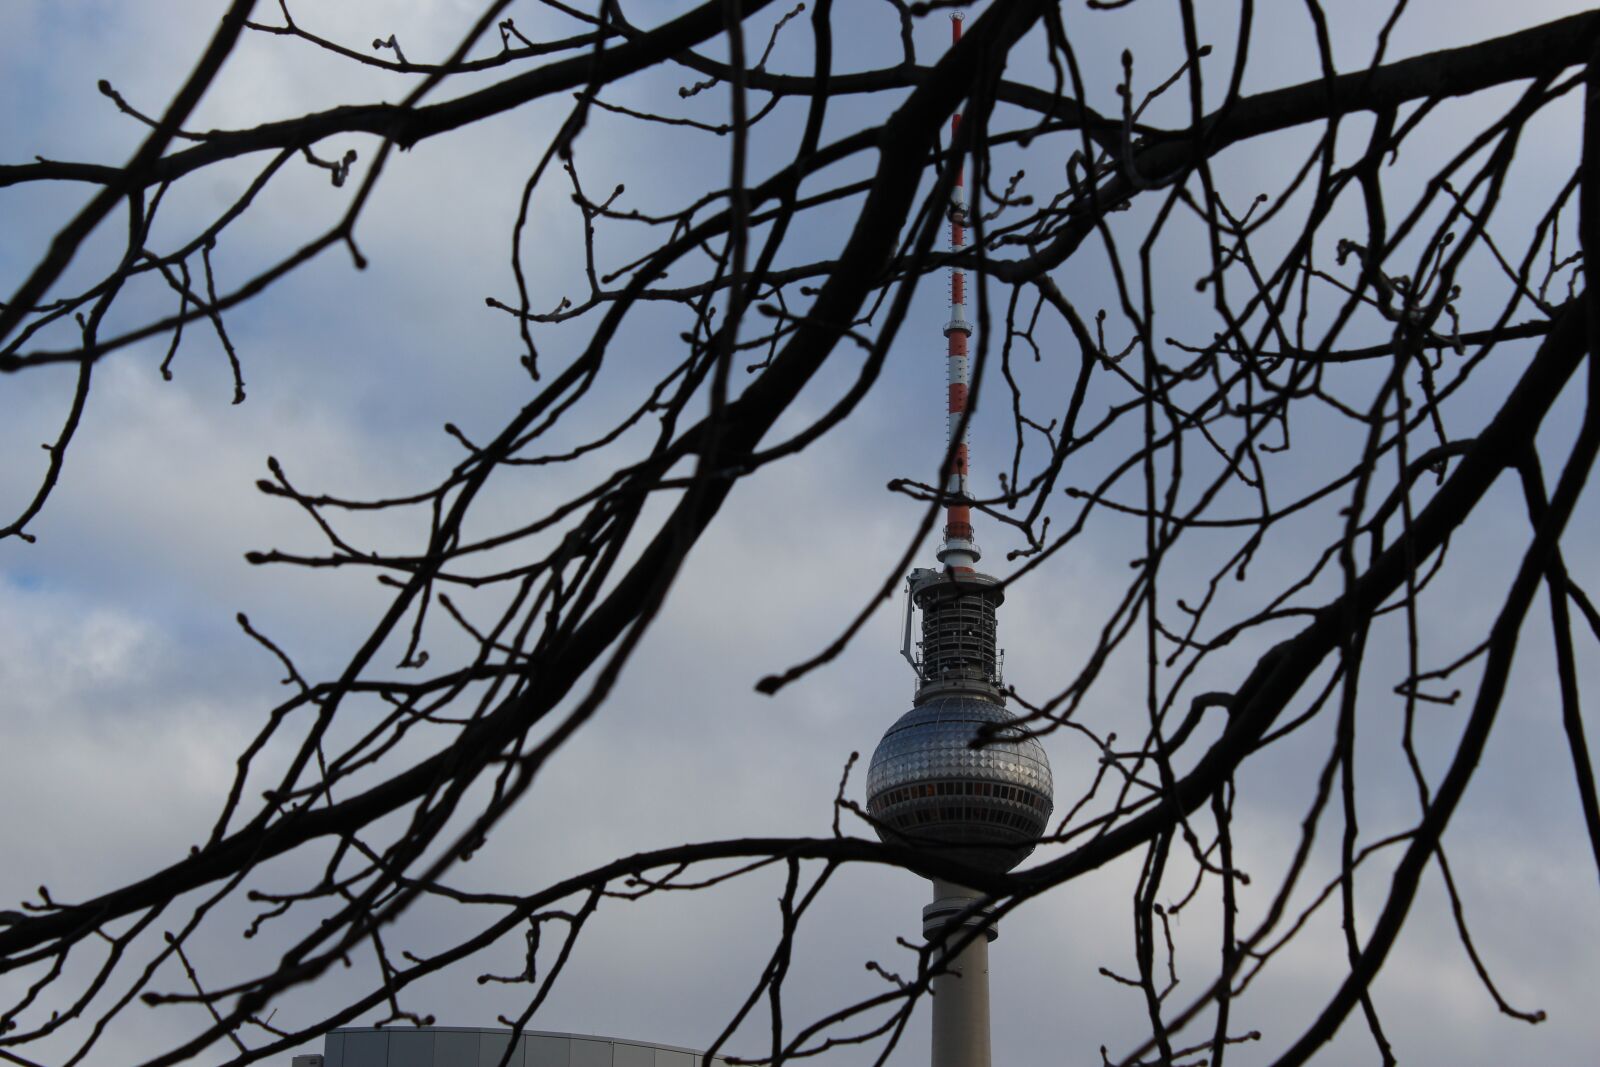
[866,695,1054,873]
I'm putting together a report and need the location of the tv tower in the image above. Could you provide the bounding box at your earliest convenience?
[864,14,1055,1067]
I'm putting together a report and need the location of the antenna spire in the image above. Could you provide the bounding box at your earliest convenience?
[939,12,977,573]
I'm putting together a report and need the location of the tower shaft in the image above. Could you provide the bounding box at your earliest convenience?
[926,880,994,1067]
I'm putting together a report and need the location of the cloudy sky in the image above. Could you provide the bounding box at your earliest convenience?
[3,2,1599,1065]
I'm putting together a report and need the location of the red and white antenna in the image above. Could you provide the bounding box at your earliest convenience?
[938,12,978,574]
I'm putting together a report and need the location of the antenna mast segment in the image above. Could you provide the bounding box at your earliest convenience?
[939,13,978,574]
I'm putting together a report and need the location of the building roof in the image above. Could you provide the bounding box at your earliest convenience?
[322,1026,731,1067]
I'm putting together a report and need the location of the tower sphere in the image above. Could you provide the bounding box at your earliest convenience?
[866,695,1054,873]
